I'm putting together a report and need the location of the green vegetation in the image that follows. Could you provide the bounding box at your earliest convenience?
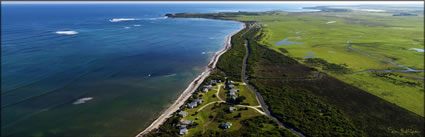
[244,24,423,137]
[229,10,424,116]
[157,7,424,137]
[304,58,351,74]
[147,68,295,136]
[216,28,249,81]
[221,82,259,106]
[192,116,297,137]
[241,26,364,137]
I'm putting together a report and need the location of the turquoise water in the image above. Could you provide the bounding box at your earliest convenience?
[1,3,319,137]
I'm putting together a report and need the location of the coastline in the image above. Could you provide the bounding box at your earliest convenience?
[135,22,246,137]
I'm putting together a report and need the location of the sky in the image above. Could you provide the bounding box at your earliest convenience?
[2,1,424,5]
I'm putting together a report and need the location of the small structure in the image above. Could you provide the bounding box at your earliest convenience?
[202,88,209,93]
[209,80,217,85]
[227,80,234,84]
[194,98,203,104]
[220,122,232,129]
[188,102,197,108]
[178,111,187,117]
[179,125,188,135]
[229,107,236,113]
[229,89,238,96]
[204,85,213,90]
[228,84,235,89]
[218,80,222,83]
[182,120,193,125]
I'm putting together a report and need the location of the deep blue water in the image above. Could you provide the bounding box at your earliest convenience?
[1,3,320,136]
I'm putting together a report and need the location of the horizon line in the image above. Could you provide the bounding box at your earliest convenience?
[2,1,424,5]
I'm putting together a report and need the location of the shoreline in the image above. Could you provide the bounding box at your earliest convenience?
[135,22,246,137]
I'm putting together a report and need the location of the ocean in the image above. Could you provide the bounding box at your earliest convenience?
[1,2,318,136]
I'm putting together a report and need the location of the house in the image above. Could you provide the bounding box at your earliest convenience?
[202,88,209,93]
[220,122,232,129]
[194,98,203,104]
[204,85,213,90]
[229,107,236,113]
[188,102,197,108]
[229,89,238,96]
[227,80,234,84]
[228,84,235,89]
[179,125,188,135]
[178,111,187,117]
[182,120,193,125]
[209,80,217,85]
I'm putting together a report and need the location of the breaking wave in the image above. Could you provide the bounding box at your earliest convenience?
[55,31,78,35]
[73,97,93,105]
[109,18,140,22]
[109,16,167,22]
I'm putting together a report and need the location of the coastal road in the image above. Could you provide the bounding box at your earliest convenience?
[240,26,306,137]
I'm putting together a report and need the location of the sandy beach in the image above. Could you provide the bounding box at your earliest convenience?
[135,23,245,137]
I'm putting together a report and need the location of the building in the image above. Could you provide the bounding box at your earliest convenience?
[220,122,232,129]
[227,80,234,84]
[202,88,209,93]
[179,125,188,135]
[204,85,213,90]
[188,102,197,108]
[178,111,187,117]
[182,120,193,125]
[229,89,238,96]
[209,80,217,85]
[194,98,203,104]
[228,84,235,89]
[229,107,236,113]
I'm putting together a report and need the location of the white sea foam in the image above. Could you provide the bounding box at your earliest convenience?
[201,52,206,54]
[55,31,78,35]
[109,18,140,22]
[73,97,93,105]
[326,21,336,24]
[124,27,131,29]
[110,17,167,22]
[164,74,177,77]
[134,24,142,27]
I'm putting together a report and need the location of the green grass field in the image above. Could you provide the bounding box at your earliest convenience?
[181,81,263,136]
[227,10,424,116]
[221,82,260,106]
[183,103,262,136]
